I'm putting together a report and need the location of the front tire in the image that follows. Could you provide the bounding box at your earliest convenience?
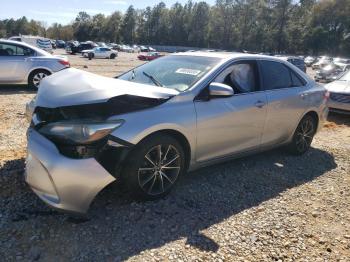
[121,135,185,199]
[28,70,51,89]
[110,53,116,59]
[288,115,316,155]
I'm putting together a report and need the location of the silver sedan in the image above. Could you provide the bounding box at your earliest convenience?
[25,52,329,213]
[0,40,70,89]
[325,70,350,113]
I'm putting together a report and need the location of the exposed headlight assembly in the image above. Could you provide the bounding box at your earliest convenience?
[39,120,124,144]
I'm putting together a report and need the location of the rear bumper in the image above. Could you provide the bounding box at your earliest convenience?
[25,128,116,213]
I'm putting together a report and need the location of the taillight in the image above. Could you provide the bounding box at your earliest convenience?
[58,60,70,67]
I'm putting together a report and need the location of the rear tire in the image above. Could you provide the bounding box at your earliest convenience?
[120,134,185,200]
[288,115,316,155]
[110,53,116,59]
[28,69,51,90]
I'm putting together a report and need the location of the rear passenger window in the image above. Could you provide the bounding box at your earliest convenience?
[290,70,305,87]
[260,60,291,90]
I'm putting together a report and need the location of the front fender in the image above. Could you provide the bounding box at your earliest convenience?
[109,101,197,164]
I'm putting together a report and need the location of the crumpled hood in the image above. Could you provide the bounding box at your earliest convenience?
[36,68,179,108]
[325,81,350,94]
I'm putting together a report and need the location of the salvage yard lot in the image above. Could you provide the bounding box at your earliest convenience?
[0,50,349,261]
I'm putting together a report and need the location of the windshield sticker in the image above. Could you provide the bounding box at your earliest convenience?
[175,68,201,76]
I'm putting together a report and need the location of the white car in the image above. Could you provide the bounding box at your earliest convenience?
[333,57,350,71]
[325,70,350,114]
[82,47,118,59]
[312,56,333,70]
[9,35,53,54]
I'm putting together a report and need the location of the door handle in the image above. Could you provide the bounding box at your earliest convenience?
[254,100,265,108]
[300,93,309,98]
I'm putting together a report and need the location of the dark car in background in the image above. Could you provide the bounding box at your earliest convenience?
[277,56,306,72]
[56,40,66,48]
[66,41,97,54]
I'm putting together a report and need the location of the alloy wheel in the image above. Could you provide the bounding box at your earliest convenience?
[138,144,181,196]
[32,72,48,87]
[295,118,315,152]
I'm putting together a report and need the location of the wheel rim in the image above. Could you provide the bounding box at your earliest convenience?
[138,144,181,196]
[32,72,48,87]
[296,118,314,152]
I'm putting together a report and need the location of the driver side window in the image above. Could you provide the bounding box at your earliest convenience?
[214,61,259,94]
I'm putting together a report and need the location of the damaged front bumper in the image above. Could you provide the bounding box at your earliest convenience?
[25,128,116,213]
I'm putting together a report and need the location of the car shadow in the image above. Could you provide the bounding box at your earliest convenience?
[0,84,36,95]
[89,146,336,260]
[0,147,337,260]
[327,112,350,127]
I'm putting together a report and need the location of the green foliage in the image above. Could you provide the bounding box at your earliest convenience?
[1,0,349,55]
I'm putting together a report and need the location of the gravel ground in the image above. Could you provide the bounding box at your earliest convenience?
[0,51,349,261]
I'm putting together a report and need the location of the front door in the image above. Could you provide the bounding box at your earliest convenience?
[194,60,267,162]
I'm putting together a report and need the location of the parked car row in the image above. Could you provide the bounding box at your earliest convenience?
[64,41,156,55]
[275,56,306,72]
[303,55,350,83]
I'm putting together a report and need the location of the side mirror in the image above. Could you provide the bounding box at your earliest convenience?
[209,82,234,97]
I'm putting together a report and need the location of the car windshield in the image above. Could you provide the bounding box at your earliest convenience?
[118,55,221,91]
[338,70,350,81]
[334,58,348,63]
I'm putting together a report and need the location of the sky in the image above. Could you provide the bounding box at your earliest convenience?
[0,0,216,26]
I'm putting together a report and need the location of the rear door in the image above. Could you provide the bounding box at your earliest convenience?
[194,60,268,162]
[101,48,111,58]
[258,60,310,147]
[95,47,106,58]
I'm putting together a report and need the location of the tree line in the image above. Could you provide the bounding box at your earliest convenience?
[0,0,349,55]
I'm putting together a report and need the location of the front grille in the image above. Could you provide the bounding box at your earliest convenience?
[330,93,350,103]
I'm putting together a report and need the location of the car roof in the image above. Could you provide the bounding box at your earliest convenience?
[171,51,296,63]
[1,39,33,47]
[171,51,312,83]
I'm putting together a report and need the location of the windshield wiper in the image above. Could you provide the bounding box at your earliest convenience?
[143,71,163,87]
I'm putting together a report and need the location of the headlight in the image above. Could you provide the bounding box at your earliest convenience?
[39,120,124,144]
